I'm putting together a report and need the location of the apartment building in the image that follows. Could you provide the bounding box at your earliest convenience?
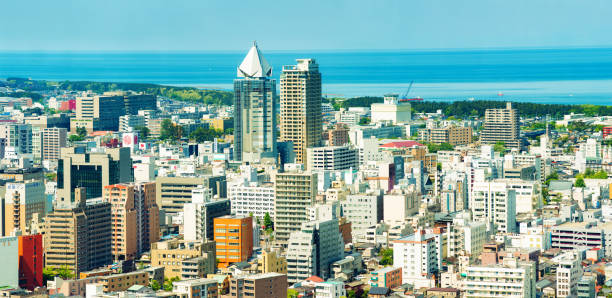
[328,124,349,146]
[118,114,146,132]
[274,171,317,245]
[173,278,218,298]
[480,102,522,150]
[463,258,535,298]
[0,123,32,154]
[150,239,216,279]
[98,271,149,293]
[183,187,231,242]
[41,127,67,161]
[470,181,517,234]
[341,191,384,242]
[306,146,359,171]
[229,272,287,298]
[279,59,322,165]
[213,215,253,268]
[393,230,439,288]
[3,180,45,236]
[556,252,583,298]
[257,249,287,274]
[103,184,138,262]
[229,181,275,220]
[419,125,472,146]
[370,267,402,289]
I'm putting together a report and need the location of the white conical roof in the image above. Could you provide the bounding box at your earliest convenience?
[237,41,272,78]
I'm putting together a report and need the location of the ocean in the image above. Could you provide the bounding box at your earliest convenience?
[1,48,612,105]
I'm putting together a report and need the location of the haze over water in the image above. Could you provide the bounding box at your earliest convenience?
[2,47,612,105]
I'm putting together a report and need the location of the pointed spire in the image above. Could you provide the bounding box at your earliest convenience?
[237,41,272,78]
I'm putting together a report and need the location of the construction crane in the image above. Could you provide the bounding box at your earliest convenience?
[398,81,423,102]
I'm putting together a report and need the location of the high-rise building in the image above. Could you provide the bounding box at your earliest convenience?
[341,191,384,242]
[393,230,439,288]
[213,215,253,268]
[556,252,583,298]
[183,187,231,242]
[133,182,159,254]
[44,188,112,275]
[18,234,43,290]
[280,59,322,165]
[480,102,522,150]
[156,176,227,213]
[274,171,318,245]
[229,180,275,220]
[103,184,138,262]
[233,42,277,163]
[229,273,287,298]
[0,236,19,288]
[123,94,157,115]
[327,124,350,146]
[470,181,517,234]
[419,125,473,146]
[119,114,146,132]
[306,146,359,171]
[3,180,46,236]
[72,94,126,132]
[0,123,32,154]
[286,218,344,284]
[42,127,67,161]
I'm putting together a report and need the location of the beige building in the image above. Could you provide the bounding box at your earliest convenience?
[150,239,216,279]
[44,188,112,275]
[279,59,322,165]
[103,184,138,262]
[257,249,287,274]
[480,102,522,149]
[155,176,206,213]
[72,93,126,132]
[274,171,317,245]
[42,127,67,161]
[99,271,149,293]
[3,180,45,236]
[419,125,473,146]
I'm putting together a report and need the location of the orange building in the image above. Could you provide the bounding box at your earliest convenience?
[213,215,253,268]
[103,184,138,262]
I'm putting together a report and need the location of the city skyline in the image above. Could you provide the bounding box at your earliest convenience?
[1,0,611,51]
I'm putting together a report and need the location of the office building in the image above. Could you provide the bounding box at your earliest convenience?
[274,171,318,245]
[42,127,67,161]
[419,125,472,146]
[233,42,277,163]
[371,94,411,124]
[18,234,43,290]
[480,102,522,149]
[306,146,359,171]
[119,114,146,132]
[470,181,517,234]
[150,239,216,279]
[280,59,322,165]
[341,192,384,242]
[3,180,45,236]
[393,230,439,287]
[463,258,535,298]
[0,123,32,154]
[173,278,219,298]
[156,176,227,213]
[72,94,126,132]
[123,94,157,115]
[183,187,231,242]
[286,218,344,284]
[214,215,253,268]
[44,188,112,275]
[229,273,287,298]
[56,147,133,206]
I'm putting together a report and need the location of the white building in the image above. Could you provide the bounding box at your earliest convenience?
[463,258,535,298]
[183,187,231,241]
[446,213,487,260]
[470,181,517,234]
[315,281,346,298]
[229,180,275,220]
[556,251,583,298]
[371,94,411,124]
[0,123,32,154]
[497,179,541,214]
[393,230,438,288]
[286,218,344,284]
[119,114,146,132]
[306,146,359,171]
[341,191,383,242]
[383,187,418,224]
[172,278,218,298]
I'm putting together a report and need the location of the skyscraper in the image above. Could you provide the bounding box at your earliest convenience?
[233,42,277,163]
[280,59,322,165]
[274,171,317,246]
[480,102,522,150]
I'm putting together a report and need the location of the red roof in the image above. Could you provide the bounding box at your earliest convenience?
[380,140,424,148]
[305,276,324,283]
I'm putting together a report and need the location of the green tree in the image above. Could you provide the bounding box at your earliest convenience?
[135,126,150,139]
[264,212,274,231]
[150,279,161,291]
[163,277,180,291]
[160,119,183,141]
[189,127,223,142]
[359,117,371,125]
[379,248,393,265]
[545,172,559,185]
[76,126,87,138]
[493,141,506,153]
[287,289,299,298]
[575,176,586,188]
[68,134,84,142]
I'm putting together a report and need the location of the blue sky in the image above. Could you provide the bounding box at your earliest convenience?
[1,0,611,51]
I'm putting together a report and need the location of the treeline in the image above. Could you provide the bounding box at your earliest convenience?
[2,78,233,106]
[57,81,233,106]
[337,96,612,118]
